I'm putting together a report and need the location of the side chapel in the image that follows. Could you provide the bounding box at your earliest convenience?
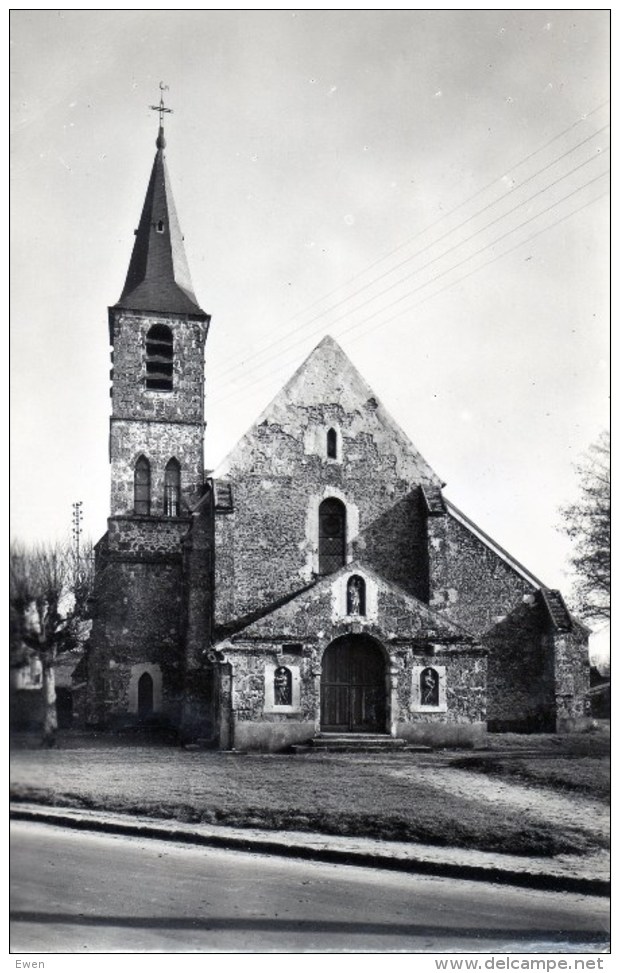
[82,116,591,750]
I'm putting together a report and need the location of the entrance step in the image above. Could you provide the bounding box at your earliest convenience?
[291,733,431,754]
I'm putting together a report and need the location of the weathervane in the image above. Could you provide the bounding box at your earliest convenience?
[150,82,173,128]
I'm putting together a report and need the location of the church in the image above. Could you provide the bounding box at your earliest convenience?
[81,117,591,750]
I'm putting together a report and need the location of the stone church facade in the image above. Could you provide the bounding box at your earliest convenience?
[82,123,591,749]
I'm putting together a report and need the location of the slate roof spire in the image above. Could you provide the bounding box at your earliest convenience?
[115,89,206,317]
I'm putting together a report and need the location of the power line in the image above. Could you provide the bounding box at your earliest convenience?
[210,100,609,378]
[335,190,610,349]
[208,182,608,425]
[208,151,608,401]
[252,147,609,357]
[211,123,608,387]
[207,170,608,412]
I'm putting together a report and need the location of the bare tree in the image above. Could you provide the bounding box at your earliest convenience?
[9,540,94,746]
[560,431,610,624]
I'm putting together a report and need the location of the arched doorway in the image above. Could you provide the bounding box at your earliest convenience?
[320,635,387,733]
[138,672,154,719]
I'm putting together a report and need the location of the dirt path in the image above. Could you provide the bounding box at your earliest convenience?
[382,762,609,840]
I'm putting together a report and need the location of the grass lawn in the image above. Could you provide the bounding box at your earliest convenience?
[450,726,611,801]
[10,727,609,860]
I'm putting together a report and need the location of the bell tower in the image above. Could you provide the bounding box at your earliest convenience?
[109,95,210,518]
[86,93,210,730]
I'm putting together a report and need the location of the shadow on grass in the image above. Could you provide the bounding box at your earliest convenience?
[10,785,603,859]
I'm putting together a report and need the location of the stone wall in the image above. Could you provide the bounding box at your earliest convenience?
[108,516,191,556]
[483,599,556,732]
[110,309,207,422]
[216,638,486,751]
[554,626,592,731]
[180,497,216,739]
[213,338,441,631]
[109,308,207,517]
[85,547,185,727]
[214,450,431,629]
[427,510,538,635]
[85,302,209,730]
[110,420,205,516]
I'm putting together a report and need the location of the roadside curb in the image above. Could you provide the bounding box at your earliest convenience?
[10,803,610,898]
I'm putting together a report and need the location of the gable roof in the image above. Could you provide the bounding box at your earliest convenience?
[218,560,477,645]
[114,129,207,317]
[446,499,546,589]
[214,335,442,485]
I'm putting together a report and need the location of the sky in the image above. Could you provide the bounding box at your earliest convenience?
[10,9,609,609]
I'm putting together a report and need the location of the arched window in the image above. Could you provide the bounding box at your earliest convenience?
[319,498,346,575]
[164,458,181,517]
[274,666,292,706]
[347,575,366,616]
[138,672,154,718]
[134,455,151,515]
[145,324,173,391]
[327,427,338,459]
[420,667,439,707]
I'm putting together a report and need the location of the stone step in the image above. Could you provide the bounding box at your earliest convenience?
[310,734,405,747]
[291,734,431,754]
[315,732,405,740]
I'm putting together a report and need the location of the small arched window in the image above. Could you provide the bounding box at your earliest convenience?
[274,666,292,706]
[138,672,154,718]
[347,575,366,616]
[319,498,346,575]
[420,667,439,707]
[327,427,338,459]
[145,324,173,391]
[134,455,151,515]
[164,458,181,517]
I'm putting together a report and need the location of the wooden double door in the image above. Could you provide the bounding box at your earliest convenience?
[320,636,387,733]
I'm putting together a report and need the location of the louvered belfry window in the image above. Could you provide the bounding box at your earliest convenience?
[318,498,346,575]
[164,458,181,517]
[134,456,151,515]
[145,324,173,391]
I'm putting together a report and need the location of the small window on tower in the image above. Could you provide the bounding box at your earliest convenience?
[327,427,338,459]
[156,220,165,233]
[134,456,151,516]
[164,458,181,517]
[145,324,173,391]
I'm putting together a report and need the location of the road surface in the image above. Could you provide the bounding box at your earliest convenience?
[10,821,609,953]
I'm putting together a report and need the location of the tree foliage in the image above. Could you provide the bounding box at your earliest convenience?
[9,540,94,744]
[561,431,610,623]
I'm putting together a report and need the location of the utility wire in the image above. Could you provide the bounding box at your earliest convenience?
[208,169,608,412]
[208,152,608,402]
[273,147,609,344]
[211,123,608,386]
[335,190,610,350]
[210,100,609,378]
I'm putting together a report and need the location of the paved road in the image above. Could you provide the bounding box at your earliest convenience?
[10,822,609,953]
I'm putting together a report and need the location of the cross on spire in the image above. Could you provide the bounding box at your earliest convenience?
[150,82,173,131]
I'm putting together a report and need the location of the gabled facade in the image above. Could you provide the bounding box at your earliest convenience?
[83,123,591,748]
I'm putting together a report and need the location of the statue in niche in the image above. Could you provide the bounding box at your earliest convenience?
[347,575,366,616]
[274,666,292,706]
[421,667,439,706]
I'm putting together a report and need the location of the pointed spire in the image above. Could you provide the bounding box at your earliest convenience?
[115,92,206,317]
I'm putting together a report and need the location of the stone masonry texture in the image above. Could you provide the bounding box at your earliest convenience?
[86,322,591,746]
